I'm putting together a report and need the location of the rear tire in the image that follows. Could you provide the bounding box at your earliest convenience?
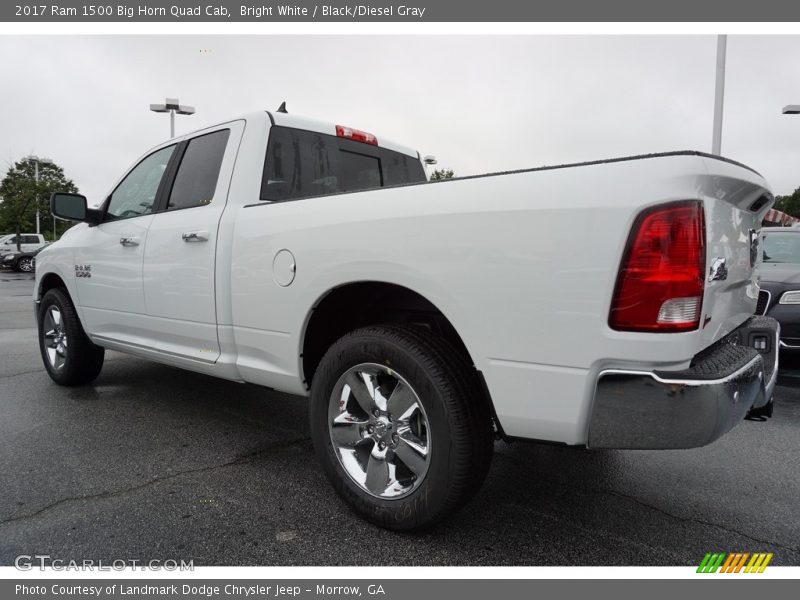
[38,288,105,386]
[309,325,494,531]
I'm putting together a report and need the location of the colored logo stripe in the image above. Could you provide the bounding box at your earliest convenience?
[745,553,773,573]
[697,552,773,573]
[697,553,726,573]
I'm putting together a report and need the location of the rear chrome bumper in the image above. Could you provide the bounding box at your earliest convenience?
[588,316,779,449]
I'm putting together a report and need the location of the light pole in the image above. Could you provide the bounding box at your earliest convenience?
[23,155,53,237]
[149,98,195,138]
[711,35,727,155]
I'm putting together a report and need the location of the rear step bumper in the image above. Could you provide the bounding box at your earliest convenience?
[588,316,779,449]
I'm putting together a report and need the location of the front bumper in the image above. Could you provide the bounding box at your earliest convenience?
[588,316,779,449]
[756,284,800,348]
[764,304,800,349]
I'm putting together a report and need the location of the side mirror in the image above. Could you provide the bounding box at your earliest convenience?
[50,192,100,224]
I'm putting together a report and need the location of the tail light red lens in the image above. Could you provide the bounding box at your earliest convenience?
[609,200,706,332]
[336,125,378,146]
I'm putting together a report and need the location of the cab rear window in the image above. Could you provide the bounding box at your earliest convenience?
[261,126,425,201]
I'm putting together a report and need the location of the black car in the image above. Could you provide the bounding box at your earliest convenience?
[757,228,800,349]
[1,247,41,273]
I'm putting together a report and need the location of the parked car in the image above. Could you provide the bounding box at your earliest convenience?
[0,233,47,254]
[1,247,41,272]
[757,228,800,349]
[34,110,779,530]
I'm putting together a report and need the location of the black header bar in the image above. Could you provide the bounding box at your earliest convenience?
[4,0,800,22]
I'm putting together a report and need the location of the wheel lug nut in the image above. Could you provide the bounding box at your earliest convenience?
[378,441,386,450]
[366,425,374,434]
[392,433,399,444]
[373,409,380,417]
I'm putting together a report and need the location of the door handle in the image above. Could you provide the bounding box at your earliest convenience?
[182,231,209,242]
[119,236,139,247]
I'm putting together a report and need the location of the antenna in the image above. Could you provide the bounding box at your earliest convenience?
[276,101,288,113]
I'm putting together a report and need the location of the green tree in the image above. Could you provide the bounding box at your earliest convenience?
[430,168,455,181]
[773,187,800,219]
[0,158,79,244]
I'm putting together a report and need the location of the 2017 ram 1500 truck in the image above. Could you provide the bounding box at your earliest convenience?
[36,110,779,530]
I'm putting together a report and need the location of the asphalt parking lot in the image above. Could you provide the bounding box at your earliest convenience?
[1,271,799,566]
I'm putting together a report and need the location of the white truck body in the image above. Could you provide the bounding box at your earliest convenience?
[34,110,780,527]
[36,110,777,442]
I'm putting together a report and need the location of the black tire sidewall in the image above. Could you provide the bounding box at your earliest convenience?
[38,290,73,383]
[310,329,461,530]
[38,288,103,386]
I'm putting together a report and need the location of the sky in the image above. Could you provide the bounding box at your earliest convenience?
[1,34,800,202]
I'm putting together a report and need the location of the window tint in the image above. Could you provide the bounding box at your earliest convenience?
[168,129,230,211]
[106,145,175,220]
[261,126,425,201]
[338,151,382,191]
[382,150,425,187]
[4,236,40,244]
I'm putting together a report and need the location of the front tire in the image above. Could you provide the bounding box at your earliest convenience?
[16,256,34,273]
[309,325,493,531]
[38,288,105,386]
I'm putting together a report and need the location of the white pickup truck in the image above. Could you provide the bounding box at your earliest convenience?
[36,110,779,530]
[0,233,47,254]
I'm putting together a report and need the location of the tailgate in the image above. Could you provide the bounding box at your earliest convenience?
[698,156,773,350]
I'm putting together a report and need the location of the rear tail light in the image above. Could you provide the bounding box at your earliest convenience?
[609,200,706,332]
[336,125,378,146]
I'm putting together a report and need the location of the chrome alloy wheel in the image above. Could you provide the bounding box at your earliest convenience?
[18,257,34,272]
[328,363,431,499]
[43,306,67,370]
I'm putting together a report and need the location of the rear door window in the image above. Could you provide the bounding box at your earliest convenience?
[167,129,230,211]
[261,126,425,201]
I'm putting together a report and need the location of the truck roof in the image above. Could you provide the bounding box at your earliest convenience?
[163,109,421,162]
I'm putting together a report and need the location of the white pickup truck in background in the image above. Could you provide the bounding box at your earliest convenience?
[35,110,779,530]
[0,233,47,254]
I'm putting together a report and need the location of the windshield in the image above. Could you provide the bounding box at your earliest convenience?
[762,232,800,264]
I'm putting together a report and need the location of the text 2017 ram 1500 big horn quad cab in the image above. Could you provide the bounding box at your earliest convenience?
[36,110,779,530]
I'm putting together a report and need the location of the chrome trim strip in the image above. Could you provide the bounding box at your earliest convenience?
[766,324,780,397]
[597,353,762,388]
[778,289,800,305]
[752,319,780,408]
[92,334,217,365]
[779,340,800,349]
[758,289,771,315]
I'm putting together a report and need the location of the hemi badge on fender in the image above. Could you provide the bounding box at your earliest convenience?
[74,265,92,278]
